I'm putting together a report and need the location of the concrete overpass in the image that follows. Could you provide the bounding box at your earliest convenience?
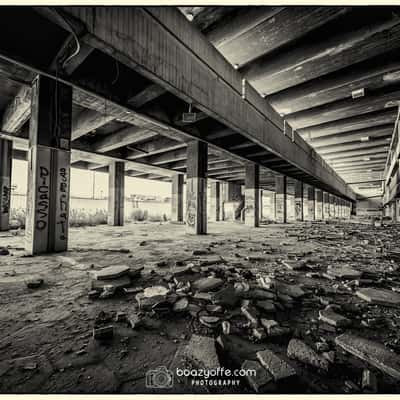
[3,6,397,253]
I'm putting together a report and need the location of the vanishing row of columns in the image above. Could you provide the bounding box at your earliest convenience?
[0,75,353,254]
[169,144,352,231]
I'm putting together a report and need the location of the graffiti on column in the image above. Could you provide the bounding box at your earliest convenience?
[186,189,196,228]
[57,167,69,241]
[36,166,49,231]
[1,181,10,215]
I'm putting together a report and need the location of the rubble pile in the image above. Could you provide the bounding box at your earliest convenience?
[84,222,400,393]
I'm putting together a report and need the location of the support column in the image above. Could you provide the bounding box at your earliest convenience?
[221,182,242,221]
[244,163,260,227]
[25,75,72,255]
[308,186,315,221]
[108,162,125,226]
[294,180,303,221]
[329,194,335,219]
[0,139,12,231]
[186,141,207,234]
[323,192,330,220]
[209,181,221,222]
[275,175,287,223]
[315,189,323,220]
[171,174,184,222]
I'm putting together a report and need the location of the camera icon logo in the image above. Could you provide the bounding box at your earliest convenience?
[146,366,174,389]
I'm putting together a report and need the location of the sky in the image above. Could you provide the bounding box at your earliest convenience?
[11,159,172,199]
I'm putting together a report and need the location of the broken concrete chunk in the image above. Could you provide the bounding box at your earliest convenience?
[244,288,275,300]
[252,327,267,341]
[211,286,240,308]
[319,306,351,328]
[184,334,220,370]
[199,315,220,328]
[192,277,224,292]
[287,339,330,372]
[26,278,44,289]
[361,369,378,393]
[173,297,189,312]
[356,288,400,308]
[128,313,143,329]
[241,359,274,392]
[193,292,213,301]
[260,319,278,334]
[93,325,113,340]
[0,247,10,256]
[128,266,144,279]
[335,333,400,381]
[256,300,276,313]
[136,292,166,311]
[123,286,143,294]
[282,260,307,271]
[143,285,169,297]
[274,281,305,298]
[91,275,131,291]
[256,348,297,381]
[241,305,259,327]
[326,265,362,280]
[94,264,130,280]
[99,285,116,299]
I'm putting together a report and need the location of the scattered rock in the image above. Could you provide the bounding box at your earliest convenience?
[287,339,330,371]
[211,286,240,308]
[335,333,400,380]
[93,325,114,341]
[26,278,44,289]
[91,276,131,291]
[325,265,362,280]
[199,315,220,328]
[93,264,130,280]
[361,369,378,393]
[256,348,297,381]
[0,247,10,256]
[256,300,276,313]
[319,305,351,328]
[356,288,400,308]
[184,334,220,369]
[241,359,275,392]
[173,297,189,312]
[192,277,224,292]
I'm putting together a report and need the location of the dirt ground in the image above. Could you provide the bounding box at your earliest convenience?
[0,220,399,394]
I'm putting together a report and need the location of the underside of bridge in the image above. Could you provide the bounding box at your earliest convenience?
[1,5,400,395]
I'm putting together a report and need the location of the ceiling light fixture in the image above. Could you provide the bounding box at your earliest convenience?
[360,136,369,142]
[352,88,365,99]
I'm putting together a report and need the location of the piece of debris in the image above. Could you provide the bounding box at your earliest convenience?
[26,278,44,289]
[361,369,378,393]
[356,288,400,308]
[0,247,10,256]
[335,333,400,380]
[184,334,220,369]
[256,348,297,381]
[173,297,189,312]
[241,359,275,392]
[93,264,131,280]
[319,305,351,328]
[287,339,330,371]
[192,277,224,292]
[93,325,114,341]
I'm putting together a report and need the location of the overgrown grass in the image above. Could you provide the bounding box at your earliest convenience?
[9,207,169,229]
[69,209,108,227]
[10,207,108,229]
[129,208,168,222]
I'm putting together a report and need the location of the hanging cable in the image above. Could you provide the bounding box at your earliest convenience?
[111,59,120,85]
[50,8,81,69]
